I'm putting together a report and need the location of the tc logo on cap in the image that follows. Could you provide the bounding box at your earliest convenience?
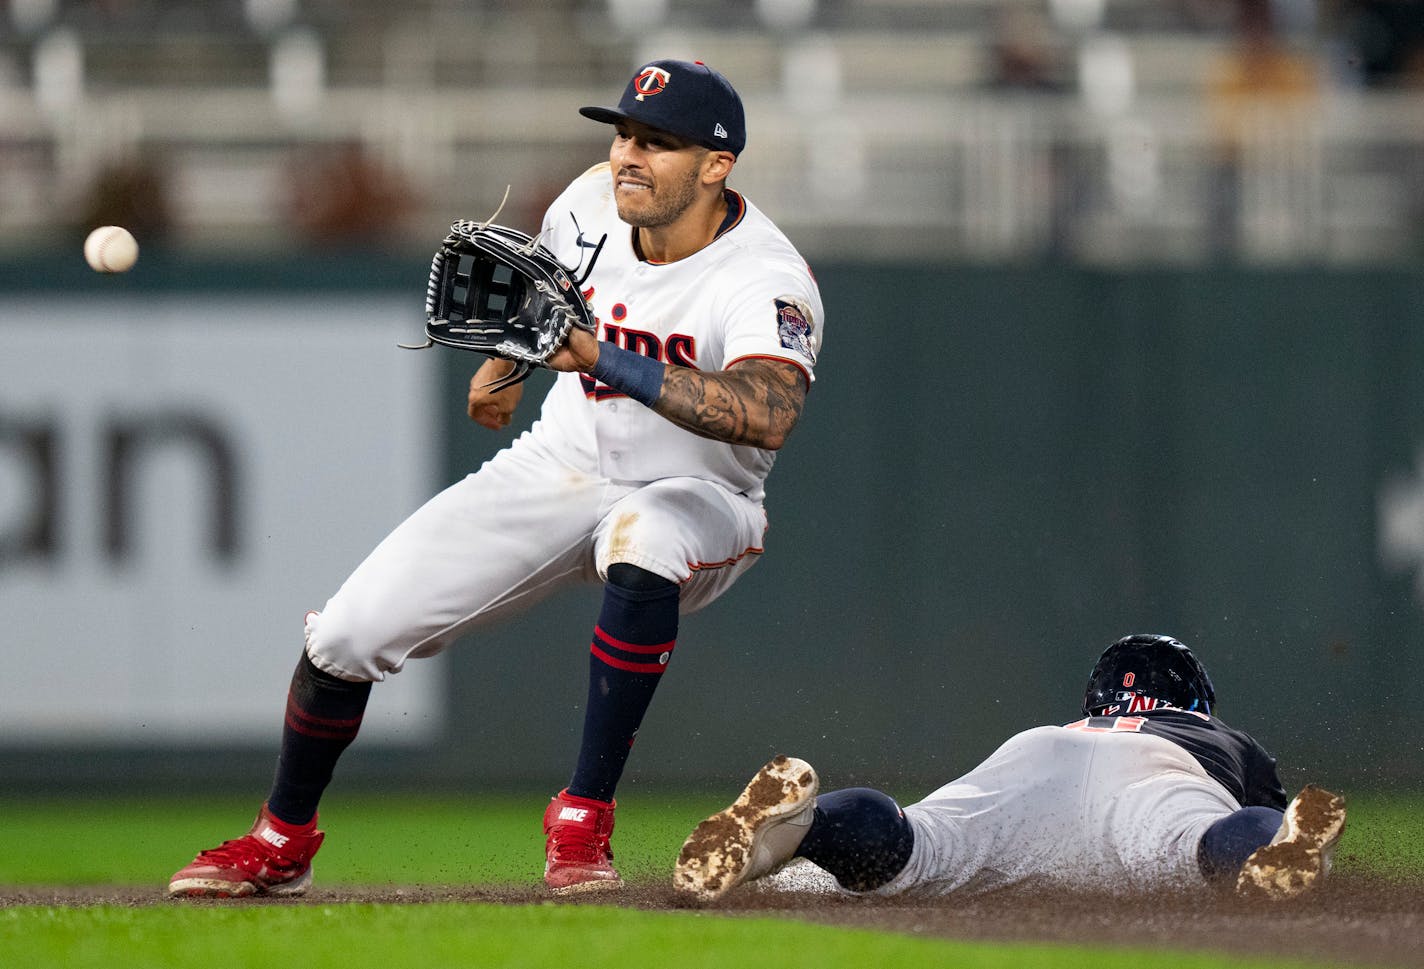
[633,66,671,101]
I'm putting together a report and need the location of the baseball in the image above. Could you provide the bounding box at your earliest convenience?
[84,225,139,273]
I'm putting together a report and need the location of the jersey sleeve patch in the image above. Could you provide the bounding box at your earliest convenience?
[774,298,817,364]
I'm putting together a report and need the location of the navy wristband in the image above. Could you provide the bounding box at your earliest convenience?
[590,343,665,407]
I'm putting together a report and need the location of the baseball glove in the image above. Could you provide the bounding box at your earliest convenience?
[406,220,605,392]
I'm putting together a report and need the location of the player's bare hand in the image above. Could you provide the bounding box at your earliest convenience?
[467,359,523,429]
[546,326,602,373]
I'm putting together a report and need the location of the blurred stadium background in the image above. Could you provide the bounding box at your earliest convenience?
[2,0,1423,800]
[4,0,1424,261]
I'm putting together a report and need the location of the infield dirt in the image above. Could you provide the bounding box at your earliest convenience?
[6,872,1422,969]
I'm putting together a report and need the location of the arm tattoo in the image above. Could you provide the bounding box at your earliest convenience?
[653,358,808,450]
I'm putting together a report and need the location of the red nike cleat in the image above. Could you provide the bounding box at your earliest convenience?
[543,789,623,893]
[168,804,324,898]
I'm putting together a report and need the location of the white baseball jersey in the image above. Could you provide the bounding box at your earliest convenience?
[304,166,823,681]
[532,163,823,503]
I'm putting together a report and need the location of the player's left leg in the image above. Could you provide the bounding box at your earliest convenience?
[543,562,676,893]
[543,478,767,893]
[566,563,678,805]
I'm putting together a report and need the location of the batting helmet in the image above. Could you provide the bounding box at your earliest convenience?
[1082,634,1216,717]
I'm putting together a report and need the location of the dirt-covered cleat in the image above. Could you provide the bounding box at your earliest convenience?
[543,789,623,894]
[1236,785,1346,900]
[673,755,819,901]
[168,804,324,898]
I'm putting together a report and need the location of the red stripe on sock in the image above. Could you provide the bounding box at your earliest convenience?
[285,697,362,739]
[590,641,668,674]
[593,625,675,654]
[285,712,362,740]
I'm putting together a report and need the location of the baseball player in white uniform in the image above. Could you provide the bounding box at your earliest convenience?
[675,636,1347,902]
[169,59,823,898]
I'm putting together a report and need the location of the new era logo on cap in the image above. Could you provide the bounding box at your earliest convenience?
[579,59,747,156]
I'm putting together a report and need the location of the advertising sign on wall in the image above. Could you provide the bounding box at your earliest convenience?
[0,296,444,743]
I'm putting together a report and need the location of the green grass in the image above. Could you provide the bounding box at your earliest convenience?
[4,789,1417,887]
[1,790,1417,969]
[1327,794,1424,880]
[0,791,717,886]
[0,904,1342,969]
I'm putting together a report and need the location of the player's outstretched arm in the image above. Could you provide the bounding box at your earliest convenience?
[467,358,524,430]
[654,358,806,450]
[547,328,807,449]
[548,327,807,450]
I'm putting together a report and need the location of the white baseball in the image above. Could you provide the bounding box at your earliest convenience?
[84,225,139,273]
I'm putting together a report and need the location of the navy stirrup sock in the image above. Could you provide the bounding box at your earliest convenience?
[267,651,372,826]
[1198,806,1284,882]
[568,564,679,803]
[795,787,916,891]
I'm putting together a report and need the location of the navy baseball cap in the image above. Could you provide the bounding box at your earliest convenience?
[580,59,746,156]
